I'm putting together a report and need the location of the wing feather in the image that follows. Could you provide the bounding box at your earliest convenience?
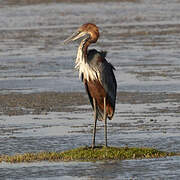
[100,59,117,118]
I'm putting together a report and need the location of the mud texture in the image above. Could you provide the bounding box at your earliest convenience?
[0,91,180,116]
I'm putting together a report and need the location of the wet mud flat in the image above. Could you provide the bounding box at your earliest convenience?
[0,91,180,153]
[0,91,180,116]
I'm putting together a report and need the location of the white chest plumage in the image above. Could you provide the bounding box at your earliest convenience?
[75,41,100,81]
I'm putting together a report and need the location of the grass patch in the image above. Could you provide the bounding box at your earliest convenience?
[0,146,178,163]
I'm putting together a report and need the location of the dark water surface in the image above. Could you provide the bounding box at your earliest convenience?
[0,0,180,179]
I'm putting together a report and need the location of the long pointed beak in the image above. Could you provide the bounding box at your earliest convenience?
[64,31,87,44]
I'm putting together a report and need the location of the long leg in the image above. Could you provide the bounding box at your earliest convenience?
[104,97,108,147]
[92,98,97,149]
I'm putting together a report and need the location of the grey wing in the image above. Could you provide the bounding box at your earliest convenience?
[100,60,117,111]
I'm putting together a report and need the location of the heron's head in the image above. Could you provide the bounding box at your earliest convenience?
[64,23,99,44]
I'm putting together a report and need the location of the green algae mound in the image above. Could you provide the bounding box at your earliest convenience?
[0,146,177,163]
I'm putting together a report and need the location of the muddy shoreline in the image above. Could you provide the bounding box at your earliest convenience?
[0,91,179,116]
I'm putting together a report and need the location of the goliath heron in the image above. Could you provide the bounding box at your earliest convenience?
[64,23,117,148]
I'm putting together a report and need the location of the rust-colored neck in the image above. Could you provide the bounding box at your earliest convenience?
[82,39,90,59]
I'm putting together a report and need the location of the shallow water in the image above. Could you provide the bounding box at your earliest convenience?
[0,0,180,179]
[1,157,180,179]
[0,0,180,93]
